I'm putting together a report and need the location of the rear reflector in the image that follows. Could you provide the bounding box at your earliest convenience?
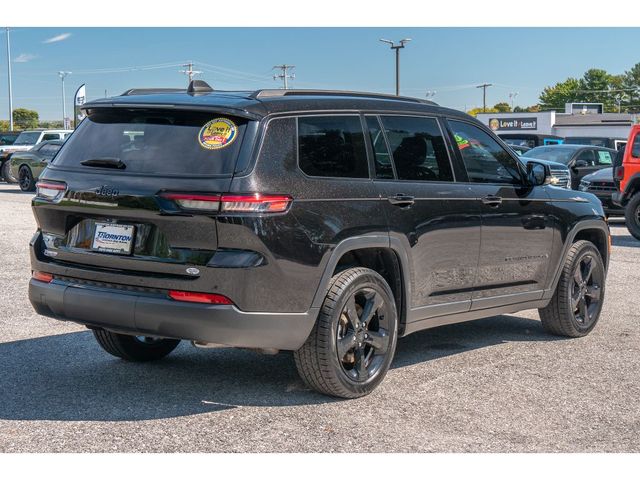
[221,194,293,213]
[160,193,220,211]
[36,181,67,203]
[168,290,234,305]
[32,271,53,283]
[614,166,624,181]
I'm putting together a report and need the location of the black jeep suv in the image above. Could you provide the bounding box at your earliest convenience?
[29,81,610,398]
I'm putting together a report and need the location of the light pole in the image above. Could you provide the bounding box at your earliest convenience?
[379,38,411,96]
[58,71,71,128]
[509,92,519,110]
[6,28,13,130]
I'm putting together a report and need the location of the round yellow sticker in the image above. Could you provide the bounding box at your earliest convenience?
[198,118,238,150]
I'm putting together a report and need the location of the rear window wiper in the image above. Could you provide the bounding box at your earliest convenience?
[80,158,126,169]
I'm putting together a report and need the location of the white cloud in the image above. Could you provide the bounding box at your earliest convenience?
[14,53,37,63]
[43,33,72,44]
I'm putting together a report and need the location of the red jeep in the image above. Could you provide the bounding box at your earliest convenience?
[614,124,640,239]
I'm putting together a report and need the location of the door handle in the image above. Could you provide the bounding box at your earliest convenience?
[387,194,415,207]
[481,195,502,207]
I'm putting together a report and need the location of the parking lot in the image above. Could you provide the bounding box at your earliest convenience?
[0,183,638,453]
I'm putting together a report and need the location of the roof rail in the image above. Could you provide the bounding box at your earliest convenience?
[250,89,437,105]
[120,88,185,96]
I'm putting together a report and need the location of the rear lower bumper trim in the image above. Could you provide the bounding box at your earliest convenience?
[29,279,318,351]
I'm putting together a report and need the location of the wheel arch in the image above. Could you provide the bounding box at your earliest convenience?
[310,236,411,335]
[545,219,610,299]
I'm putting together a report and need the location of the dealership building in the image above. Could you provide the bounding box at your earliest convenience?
[477,103,638,143]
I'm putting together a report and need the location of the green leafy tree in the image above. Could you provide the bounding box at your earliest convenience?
[0,120,9,130]
[493,102,511,113]
[466,107,498,117]
[39,120,64,129]
[623,63,640,112]
[539,77,580,111]
[12,108,39,129]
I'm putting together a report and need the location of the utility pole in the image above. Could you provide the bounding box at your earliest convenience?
[379,38,411,96]
[509,91,519,110]
[179,61,202,85]
[273,65,295,89]
[6,27,13,130]
[476,83,493,113]
[58,71,71,128]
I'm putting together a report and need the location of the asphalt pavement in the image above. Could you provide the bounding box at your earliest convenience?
[0,184,638,452]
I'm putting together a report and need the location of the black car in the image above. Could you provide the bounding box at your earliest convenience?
[579,168,624,217]
[6,140,64,190]
[523,144,618,189]
[498,133,564,148]
[28,82,610,398]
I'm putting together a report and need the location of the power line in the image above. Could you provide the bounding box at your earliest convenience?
[179,61,202,85]
[273,64,295,89]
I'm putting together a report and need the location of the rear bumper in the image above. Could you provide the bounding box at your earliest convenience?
[29,278,318,351]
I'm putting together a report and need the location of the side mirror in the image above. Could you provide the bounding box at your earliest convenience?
[526,161,551,186]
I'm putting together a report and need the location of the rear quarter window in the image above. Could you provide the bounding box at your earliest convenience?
[52,109,249,176]
[297,115,369,178]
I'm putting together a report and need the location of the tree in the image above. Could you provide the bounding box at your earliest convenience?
[466,107,498,117]
[539,77,581,111]
[493,102,511,113]
[39,120,64,129]
[623,63,640,112]
[12,108,39,129]
[0,120,9,130]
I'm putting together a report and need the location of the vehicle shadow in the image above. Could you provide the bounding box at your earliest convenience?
[0,315,556,422]
[0,188,31,194]
[611,233,640,248]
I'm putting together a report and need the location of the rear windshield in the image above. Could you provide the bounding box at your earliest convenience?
[53,109,248,176]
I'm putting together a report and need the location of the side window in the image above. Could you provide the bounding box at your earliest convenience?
[448,120,522,184]
[298,116,369,178]
[632,135,640,158]
[596,150,612,166]
[41,133,59,141]
[365,116,394,179]
[380,116,453,182]
[576,149,596,166]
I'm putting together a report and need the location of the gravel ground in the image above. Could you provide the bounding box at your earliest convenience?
[0,184,638,452]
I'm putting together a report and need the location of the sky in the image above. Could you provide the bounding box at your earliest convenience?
[0,27,639,121]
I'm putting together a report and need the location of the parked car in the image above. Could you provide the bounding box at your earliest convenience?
[612,125,640,239]
[564,136,627,150]
[0,129,72,182]
[7,140,64,191]
[506,143,531,156]
[579,168,623,217]
[518,156,571,189]
[28,82,610,398]
[0,131,20,146]
[498,133,564,148]
[523,144,617,189]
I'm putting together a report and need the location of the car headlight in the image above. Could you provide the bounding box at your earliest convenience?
[579,181,590,191]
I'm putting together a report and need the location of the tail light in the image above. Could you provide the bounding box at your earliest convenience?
[160,193,220,211]
[614,166,624,181]
[32,271,53,283]
[168,290,233,305]
[220,194,292,213]
[161,192,292,214]
[36,181,67,203]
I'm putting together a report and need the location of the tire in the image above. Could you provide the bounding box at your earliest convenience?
[18,166,36,192]
[624,192,640,241]
[93,329,181,362]
[538,240,605,337]
[294,267,398,398]
[1,161,17,183]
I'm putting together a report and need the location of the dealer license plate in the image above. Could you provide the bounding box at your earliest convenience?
[91,223,135,255]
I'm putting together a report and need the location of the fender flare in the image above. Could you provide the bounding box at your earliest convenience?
[621,172,640,204]
[543,219,610,300]
[309,234,412,322]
